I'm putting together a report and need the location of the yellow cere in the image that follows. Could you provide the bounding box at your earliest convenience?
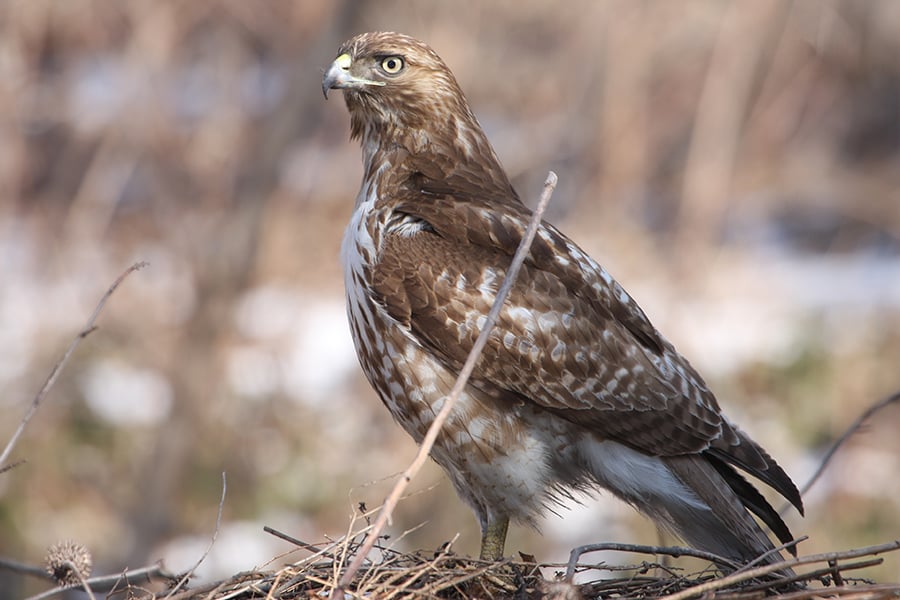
[336,53,352,69]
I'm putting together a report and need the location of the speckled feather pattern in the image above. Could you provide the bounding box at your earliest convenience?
[331,31,802,563]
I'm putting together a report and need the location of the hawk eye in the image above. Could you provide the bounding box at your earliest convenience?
[380,56,404,74]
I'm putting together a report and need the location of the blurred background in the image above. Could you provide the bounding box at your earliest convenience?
[1,1,899,596]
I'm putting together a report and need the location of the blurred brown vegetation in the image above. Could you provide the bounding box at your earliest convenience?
[1,1,898,596]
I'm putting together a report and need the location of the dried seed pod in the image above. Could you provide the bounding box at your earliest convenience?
[45,540,93,586]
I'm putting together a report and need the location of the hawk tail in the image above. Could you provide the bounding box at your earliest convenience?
[580,439,797,574]
[659,454,798,575]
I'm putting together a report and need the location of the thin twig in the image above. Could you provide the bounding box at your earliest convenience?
[565,542,741,582]
[66,560,96,600]
[0,459,25,476]
[165,471,228,598]
[763,584,900,600]
[333,505,375,588]
[356,520,430,590]
[89,562,178,588]
[780,390,900,514]
[333,172,559,595]
[0,557,51,580]
[264,571,284,600]
[737,558,884,594]
[415,561,503,598]
[659,539,900,600]
[264,526,332,558]
[25,587,80,600]
[13,561,176,600]
[732,536,809,574]
[0,261,149,471]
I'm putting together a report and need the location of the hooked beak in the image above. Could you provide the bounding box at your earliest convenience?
[322,53,385,99]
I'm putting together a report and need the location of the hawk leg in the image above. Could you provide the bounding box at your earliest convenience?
[479,517,509,561]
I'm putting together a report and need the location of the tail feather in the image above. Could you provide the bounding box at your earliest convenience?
[705,452,797,555]
[661,456,785,562]
[580,439,797,572]
[711,425,805,516]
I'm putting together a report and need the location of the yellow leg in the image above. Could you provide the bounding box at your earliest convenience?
[479,518,509,561]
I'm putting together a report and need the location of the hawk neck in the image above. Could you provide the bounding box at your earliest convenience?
[355,117,521,207]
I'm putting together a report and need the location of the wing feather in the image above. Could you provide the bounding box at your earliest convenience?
[371,190,803,515]
[373,192,723,456]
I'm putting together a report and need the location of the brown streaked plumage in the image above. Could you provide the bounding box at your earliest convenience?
[323,31,803,567]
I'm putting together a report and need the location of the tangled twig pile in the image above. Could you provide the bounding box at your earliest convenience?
[135,524,900,600]
[6,519,899,599]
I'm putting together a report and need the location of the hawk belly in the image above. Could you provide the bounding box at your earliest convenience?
[342,197,557,527]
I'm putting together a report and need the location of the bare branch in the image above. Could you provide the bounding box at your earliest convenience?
[565,542,742,582]
[659,539,900,600]
[2,557,174,585]
[781,390,900,514]
[0,261,149,471]
[0,557,52,580]
[164,471,228,598]
[18,562,176,600]
[732,536,809,573]
[333,172,559,594]
[264,526,333,559]
[63,560,96,600]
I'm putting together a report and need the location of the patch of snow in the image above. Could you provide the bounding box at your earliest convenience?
[80,361,173,426]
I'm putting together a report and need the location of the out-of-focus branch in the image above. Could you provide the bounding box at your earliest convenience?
[780,390,900,514]
[164,471,228,598]
[0,261,149,473]
[10,561,176,600]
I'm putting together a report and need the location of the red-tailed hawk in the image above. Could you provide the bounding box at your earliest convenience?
[323,31,803,565]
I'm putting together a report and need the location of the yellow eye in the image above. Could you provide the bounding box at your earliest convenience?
[380,56,404,74]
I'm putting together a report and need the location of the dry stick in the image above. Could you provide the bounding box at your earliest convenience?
[12,562,176,600]
[764,583,900,600]
[10,557,103,600]
[333,506,375,585]
[264,526,333,558]
[25,583,92,600]
[737,559,885,595]
[0,261,149,471]
[66,562,97,600]
[357,528,453,598]
[564,542,743,582]
[733,535,809,573]
[165,471,228,598]
[265,571,285,600]
[780,390,900,515]
[333,171,559,595]
[658,539,900,600]
[0,558,50,580]
[417,562,501,598]
[86,562,177,589]
[25,564,98,600]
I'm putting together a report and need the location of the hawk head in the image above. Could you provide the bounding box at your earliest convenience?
[323,32,469,137]
[323,32,517,202]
